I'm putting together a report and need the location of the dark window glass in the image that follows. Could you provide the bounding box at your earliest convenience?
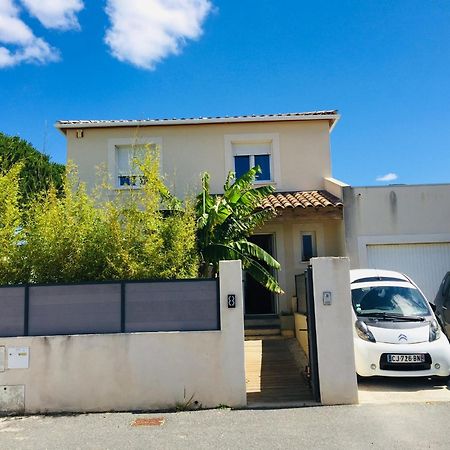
[351,286,431,317]
[234,155,250,179]
[119,175,131,186]
[302,234,314,261]
[254,154,271,181]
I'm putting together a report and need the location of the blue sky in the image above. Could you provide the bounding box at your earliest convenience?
[0,0,449,186]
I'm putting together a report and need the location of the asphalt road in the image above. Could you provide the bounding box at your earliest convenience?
[1,402,449,450]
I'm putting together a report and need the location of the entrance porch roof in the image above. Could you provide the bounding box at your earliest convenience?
[261,190,343,211]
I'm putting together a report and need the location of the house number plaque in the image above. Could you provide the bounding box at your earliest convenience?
[227,294,236,308]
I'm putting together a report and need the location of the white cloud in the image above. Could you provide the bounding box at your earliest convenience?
[0,0,59,68]
[376,172,398,182]
[104,0,213,69]
[20,0,84,30]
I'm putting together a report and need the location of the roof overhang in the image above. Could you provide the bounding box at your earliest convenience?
[55,111,340,135]
[261,190,343,210]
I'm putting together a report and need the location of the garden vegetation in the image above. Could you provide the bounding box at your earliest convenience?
[0,143,281,292]
[0,150,198,284]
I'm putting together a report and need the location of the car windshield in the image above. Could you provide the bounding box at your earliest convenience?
[351,286,431,317]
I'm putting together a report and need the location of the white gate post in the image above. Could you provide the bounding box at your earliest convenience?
[219,260,247,407]
[311,257,359,405]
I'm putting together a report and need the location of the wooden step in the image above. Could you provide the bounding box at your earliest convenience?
[245,335,288,341]
[244,327,280,337]
[244,317,281,328]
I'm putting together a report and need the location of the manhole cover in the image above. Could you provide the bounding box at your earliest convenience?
[132,417,165,427]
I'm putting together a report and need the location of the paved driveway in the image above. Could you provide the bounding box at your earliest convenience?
[358,375,450,403]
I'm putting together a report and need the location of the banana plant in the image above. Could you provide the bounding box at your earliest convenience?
[196,166,283,293]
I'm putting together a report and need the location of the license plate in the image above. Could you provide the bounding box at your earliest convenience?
[387,354,425,363]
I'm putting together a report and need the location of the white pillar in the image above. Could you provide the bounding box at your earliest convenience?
[311,257,359,405]
[219,260,247,407]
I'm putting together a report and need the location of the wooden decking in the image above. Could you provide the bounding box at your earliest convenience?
[245,337,314,406]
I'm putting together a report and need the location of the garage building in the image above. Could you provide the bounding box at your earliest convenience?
[343,184,450,301]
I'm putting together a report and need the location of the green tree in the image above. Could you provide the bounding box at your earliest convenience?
[196,166,283,293]
[0,132,64,202]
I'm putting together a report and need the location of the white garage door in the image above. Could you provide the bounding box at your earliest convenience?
[367,243,450,301]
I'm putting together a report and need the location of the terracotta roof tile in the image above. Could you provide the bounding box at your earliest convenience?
[261,190,343,210]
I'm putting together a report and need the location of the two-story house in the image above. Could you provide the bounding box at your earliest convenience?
[56,111,347,328]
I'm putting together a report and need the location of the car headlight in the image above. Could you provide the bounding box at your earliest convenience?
[355,320,376,343]
[429,319,441,342]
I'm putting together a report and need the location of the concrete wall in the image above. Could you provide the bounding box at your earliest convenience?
[311,257,358,405]
[344,184,450,268]
[65,120,332,198]
[0,261,246,414]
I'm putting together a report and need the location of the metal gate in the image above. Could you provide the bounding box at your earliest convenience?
[305,265,321,402]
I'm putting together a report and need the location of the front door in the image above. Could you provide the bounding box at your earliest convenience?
[244,234,276,315]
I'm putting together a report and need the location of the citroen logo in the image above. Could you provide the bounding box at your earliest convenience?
[398,334,408,342]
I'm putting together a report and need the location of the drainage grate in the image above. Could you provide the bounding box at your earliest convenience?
[131,417,165,427]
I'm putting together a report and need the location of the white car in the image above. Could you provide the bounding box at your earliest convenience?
[351,269,450,378]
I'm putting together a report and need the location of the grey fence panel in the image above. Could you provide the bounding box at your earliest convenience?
[125,280,219,332]
[28,284,122,336]
[0,287,25,337]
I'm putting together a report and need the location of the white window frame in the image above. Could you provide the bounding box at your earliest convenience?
[224,133,281,185]
[107,137,163,190]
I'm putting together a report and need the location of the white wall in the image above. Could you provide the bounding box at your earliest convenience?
[311,257,358,405]
[344,184,450,268]
[0,261,246,414]
[324,177,349,200]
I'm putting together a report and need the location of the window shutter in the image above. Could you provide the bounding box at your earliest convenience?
[117,147,130,175]
[232,142,271,156]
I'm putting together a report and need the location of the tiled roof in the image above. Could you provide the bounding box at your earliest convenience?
[261,191,343,210]
[55,110,339,130]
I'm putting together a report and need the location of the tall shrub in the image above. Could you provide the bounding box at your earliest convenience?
[101,149,198,280]
[24,165,109,283]
[0,162,26,284]
[10,147,199,284]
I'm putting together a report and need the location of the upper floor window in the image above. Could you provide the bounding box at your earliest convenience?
[233,142,272,181]
[108,137,162,189]
[116,145,148,187]
[224,133,280,185]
